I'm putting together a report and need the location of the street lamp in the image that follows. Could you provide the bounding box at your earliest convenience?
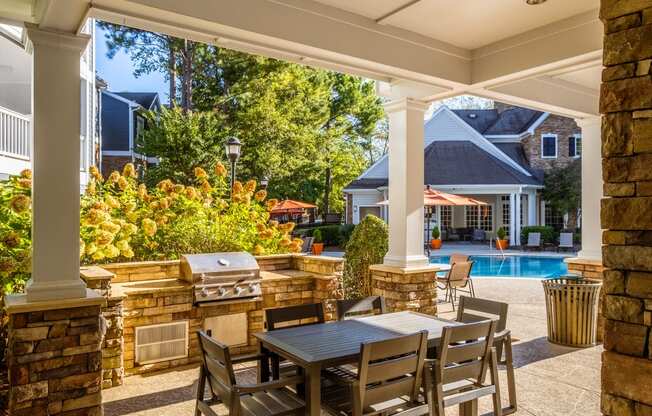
[224,137,241,191]
[260,176,269,189]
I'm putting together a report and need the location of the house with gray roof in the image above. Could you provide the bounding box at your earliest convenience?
[100,91,161,174]
[343,103,581,245]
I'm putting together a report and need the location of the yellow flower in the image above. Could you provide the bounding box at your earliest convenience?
[292,238,304,245]
[104,244,120,258]
[85,242,98,255]
[265,199,279,211]
[253,244,264,255]
[1,231,20,248]
[100,221,121,234]
[108,171,121,183]
[244,180,257,193]
[124,201,136,213]
[233,181,244,194]
[269,220,279,228]
[90,166,103,182]
[201,180,212,194]
[122,163,137,178]
[85,208,109,225]
[290,242,302,253]
[121,248,135,259]
[115,239,130,251]
[194,167,208,179]
[123,223,138,236]
[159,197,171,210]
[79,239,85,258]
[93,201,109,211]
[126,212,139,223]
[214,162,227,177]
[142,218,157,237]
[105,195,121,209]
[157,179,174,193]
[256,223,266,232]
[258,229,274,240]
[185,186,198,200]
[173,184,185,193]
[232,194,243,203]
[0,257,16,273]
[156,215,169,226]
[9,195,30,213]
[86,180,96,196]
[254,190,267,202]
[92,250,105,261]
[138,184,148,199]
[280,236,292,247]
[279,222,295,233]
[118,176,129,191]
[19,169,32,179]
[95,230,114,247]
[17,178,31,189]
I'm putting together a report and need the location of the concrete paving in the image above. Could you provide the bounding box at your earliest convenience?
[103,278,601,416]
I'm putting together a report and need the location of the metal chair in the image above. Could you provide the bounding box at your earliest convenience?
[195,331,305,416]
[436,261,475,310]
[301,236,315,253]
[423,320,501,416]
[525,232,542,250]
[557,232,574,252]
[336,296,386,320]
[322,331,430,416]
[457,296,516,415]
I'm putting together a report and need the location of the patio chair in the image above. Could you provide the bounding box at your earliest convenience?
[472,229,485,242]
[301,236,315,253]
[557,232,574,252]
[456,296,516,415]
[195,331,305,416]
[437,261,475,311]
[336,296,386,320]
[449,253,470,265]
[265,303,325,381]
[525,232,542,250]
[321,331,430,416]
[423,320,501,416]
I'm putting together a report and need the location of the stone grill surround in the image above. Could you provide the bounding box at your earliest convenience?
[600,1,652,414]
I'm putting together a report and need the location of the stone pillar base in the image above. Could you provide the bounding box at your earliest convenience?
[4,291,105,416]
[565,257,605,342]
[369,264,440,316]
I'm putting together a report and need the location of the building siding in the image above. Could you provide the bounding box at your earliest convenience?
[101,94,131,152]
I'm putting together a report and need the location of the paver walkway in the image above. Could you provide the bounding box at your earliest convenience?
[103,278,601,416]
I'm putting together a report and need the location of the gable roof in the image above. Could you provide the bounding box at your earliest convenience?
[114,92,160,110]
[452,107,544,136]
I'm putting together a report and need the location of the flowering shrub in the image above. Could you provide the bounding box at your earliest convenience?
[0,164,300,294]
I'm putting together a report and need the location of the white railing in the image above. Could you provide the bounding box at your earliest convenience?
[0,106,30,160]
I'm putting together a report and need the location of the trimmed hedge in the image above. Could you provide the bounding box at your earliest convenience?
[521,226,557,245]
[297,224,357,247]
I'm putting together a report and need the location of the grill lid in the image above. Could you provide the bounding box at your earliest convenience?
[180,252,259,281]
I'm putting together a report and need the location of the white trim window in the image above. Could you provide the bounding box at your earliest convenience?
[541,134,558,158]
[465,205,493,231]
[569,134,581,158]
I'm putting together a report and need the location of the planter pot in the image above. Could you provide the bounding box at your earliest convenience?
[430,239,442,249]
[496,239,509,250]
[312,243,324,255]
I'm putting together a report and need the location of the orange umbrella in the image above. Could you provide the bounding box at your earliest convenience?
[270,199,318,213]
[377,188,486,207]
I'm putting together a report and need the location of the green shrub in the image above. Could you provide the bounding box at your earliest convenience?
[338,224,355,246]
[496,227,507,240]
[312,229,323,243]
[431,228,440,240]
[521,226,557,245]
[342,215,388,299]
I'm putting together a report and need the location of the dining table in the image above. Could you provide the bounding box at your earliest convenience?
[254,310,482,416]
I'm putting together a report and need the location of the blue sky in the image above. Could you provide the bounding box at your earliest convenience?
[95,24,168,103]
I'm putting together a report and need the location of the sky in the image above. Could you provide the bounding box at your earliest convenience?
[95,24,169,102]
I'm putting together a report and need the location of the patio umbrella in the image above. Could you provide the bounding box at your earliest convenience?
[377,188,487,207]
[270,199,318,213]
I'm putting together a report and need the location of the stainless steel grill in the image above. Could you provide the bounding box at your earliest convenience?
[180,252,261,303]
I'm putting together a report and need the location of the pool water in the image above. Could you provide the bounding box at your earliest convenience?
[430,255,568,279]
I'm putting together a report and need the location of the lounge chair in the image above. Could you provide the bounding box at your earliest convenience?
[436,260,475,310]
[525,232,542,250]
[472,229,485,242]
[301,236,314,253]
[558,232,574,252]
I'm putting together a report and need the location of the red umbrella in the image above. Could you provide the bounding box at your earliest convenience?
[377,188,487,206]
[270,199,318,214]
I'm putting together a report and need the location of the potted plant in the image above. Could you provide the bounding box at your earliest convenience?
[311,229,324,255]
[496,227,509,250]
[430,228,442,249]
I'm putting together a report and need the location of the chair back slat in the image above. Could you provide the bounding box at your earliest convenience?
[198,331,236,407]
[448,261,473,287]
[527,232,541,246]
[265,303,325,330]
[357,331,428,409]
[457,296,509,332]
[336,296,386,320]
[437,321,496,386]
[449,254,470,265]
[559,233,573,247]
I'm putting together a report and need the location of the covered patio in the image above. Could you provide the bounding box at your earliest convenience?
[0,0,648,415]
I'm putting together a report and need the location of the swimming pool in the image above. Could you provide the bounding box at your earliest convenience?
[430,255,568,279]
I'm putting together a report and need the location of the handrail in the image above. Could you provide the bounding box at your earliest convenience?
[0,106,31,160]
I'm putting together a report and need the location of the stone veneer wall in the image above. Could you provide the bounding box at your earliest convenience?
[6,305,104,416]
[600,1,652,414]
[369,265,437,315]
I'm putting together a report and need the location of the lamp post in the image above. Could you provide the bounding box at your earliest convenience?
[260,176,269,190]
[224,137,242,192]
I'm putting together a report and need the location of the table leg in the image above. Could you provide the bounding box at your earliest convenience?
[459,399,478,416]
[258,343,270,383]
[305,364,321,416]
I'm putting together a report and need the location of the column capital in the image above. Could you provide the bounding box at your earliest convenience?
[574,116,601,129]
[383,97,430,114]
[25,24,90,55]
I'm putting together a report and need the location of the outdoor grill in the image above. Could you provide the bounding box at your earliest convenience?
[180,252,261,303]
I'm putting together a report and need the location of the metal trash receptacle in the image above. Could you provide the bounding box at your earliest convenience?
[542,277,602,347]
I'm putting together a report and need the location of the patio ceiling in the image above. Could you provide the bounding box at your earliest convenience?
[1,0,602,118]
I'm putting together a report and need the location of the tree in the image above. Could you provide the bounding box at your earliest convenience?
[541,159,582,229]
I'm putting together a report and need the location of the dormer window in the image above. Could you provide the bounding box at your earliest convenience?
[541,134,557,158]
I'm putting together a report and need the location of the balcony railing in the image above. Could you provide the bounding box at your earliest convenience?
[0,106,30,160]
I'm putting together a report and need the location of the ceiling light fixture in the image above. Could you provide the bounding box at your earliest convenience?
[526,0,547,4]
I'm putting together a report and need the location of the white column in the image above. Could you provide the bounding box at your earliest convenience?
[576,117,603,260]
[509,193,517,246]
[515,191,522,245]
[527,191,537,225]
[25,26,90,301]
[383,98,430,268]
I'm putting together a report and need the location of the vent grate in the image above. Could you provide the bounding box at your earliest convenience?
[135,321,188,365]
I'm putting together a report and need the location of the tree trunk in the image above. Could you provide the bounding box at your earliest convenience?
[323,165,331,217]
[180,39,194,111]
[167,40,177,106]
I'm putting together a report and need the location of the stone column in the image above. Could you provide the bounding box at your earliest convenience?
[383,98,430,268]
[600,2,652,414]
[575,117,603,260]
[25,25,90,301]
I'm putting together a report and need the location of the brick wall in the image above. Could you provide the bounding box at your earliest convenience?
[522,114,581,171]
[600,1,652,414]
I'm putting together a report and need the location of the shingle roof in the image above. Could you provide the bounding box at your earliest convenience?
[452,107,543,135]
[345,141,543,189]
[114,92,159,109]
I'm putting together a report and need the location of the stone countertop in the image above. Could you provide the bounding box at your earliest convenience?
[260,269,319,282]
[112,278,192,297]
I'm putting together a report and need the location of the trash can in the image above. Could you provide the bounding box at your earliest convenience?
[542,277,602,347]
